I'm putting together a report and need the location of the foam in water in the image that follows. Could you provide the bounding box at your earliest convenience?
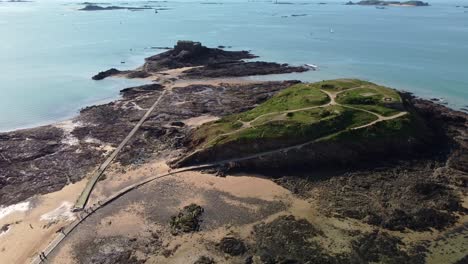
[0,201,30,220]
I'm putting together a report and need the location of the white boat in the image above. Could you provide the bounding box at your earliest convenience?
[330,28,334,33]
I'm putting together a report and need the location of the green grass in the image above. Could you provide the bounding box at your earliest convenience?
[191,83,330,146]
[190,119,243,146]
[322,112,428,143]
[316,79,373,92]
[207,106,378,150]
[190,79,408,154]
[237,83,330,122]
[336,86,402,116]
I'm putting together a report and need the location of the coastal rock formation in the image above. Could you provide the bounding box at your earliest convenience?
[142,40,256,72]
[92,68,123,80]
[91,41,308,80]
[0,125,105,205]
[181,61,308,79]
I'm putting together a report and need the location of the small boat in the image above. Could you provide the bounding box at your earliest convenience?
[121,61,126,64]
[376,6,386,9]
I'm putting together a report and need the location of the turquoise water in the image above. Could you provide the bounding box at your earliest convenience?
[0,0,467,131]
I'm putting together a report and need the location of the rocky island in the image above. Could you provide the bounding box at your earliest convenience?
[79,4,153,11]
[0,41,466,264]
[345,1,430,6]
[92,41,308,80]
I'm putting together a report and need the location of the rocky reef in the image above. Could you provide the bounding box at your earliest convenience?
[0,125,105,205]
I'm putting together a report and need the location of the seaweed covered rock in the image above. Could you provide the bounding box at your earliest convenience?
[350,231,425,264]
[316,160,463,232]
[252,215,341,263]
[218,237,247,256]
[170,204,204,235]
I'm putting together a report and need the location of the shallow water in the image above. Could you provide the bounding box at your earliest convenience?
[0,0,467,131]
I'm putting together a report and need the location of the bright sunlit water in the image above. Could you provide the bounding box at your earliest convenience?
[0,0,467,131]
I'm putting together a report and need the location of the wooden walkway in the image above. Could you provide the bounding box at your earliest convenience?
[73,90,167,210]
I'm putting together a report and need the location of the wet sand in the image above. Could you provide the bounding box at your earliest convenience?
[0,179,87,263]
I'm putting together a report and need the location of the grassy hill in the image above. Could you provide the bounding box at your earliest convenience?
[176,79,431,167]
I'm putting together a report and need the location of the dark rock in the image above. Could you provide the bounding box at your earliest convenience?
[92,68,122,80]
[79,2,111,5]
[151,46,171,50]
[252,215,339,263]
[181,61,308,79]
[218,237,246,256]
[127,70,151,79]
[454,255,468,264]
[120,83,163,98]
[142,40,256,72]
[169,204,204,235]
[350,231,425,264]
[193,256,215,264]
[0,224,10,233]
[0,125,105,206]
[170,121,185,127]
[79,4,152,11]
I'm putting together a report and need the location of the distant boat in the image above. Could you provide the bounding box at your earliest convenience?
[376,6,386,9]
[330,28,334,33]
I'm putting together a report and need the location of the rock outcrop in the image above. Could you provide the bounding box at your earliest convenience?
[92,68,123,80]
[92,41,308,80]
[142,40,256,72]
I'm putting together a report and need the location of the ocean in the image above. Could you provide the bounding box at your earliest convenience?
[0,0,467,132]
